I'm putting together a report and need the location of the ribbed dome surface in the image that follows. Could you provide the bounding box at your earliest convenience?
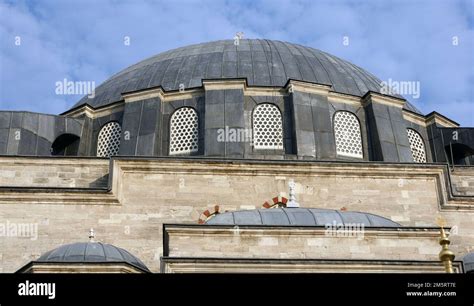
[206,208,401,227]
[37,242,149,272]
[73,39,421,114]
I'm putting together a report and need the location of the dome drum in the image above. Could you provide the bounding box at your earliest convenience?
[0,39,470,165]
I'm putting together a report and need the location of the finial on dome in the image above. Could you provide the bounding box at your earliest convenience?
[287,179,299,208]
[89,228,95,242]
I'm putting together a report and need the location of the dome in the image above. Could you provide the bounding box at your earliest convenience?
[205,208,400,227]
[72,39,421,114]
[36,242,149,272]
[462,252,474,273]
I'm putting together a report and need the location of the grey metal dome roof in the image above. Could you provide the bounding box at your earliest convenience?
[37,242,149,272]
[72,39,421,114]
[206,208,400,227]
[462,252,474,273]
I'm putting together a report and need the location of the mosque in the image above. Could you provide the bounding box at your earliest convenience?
[0,39,473,273]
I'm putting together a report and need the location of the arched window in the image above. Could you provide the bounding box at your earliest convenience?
[96,122,121,157]
[169,107,199,155]
[334,111,363,158]
[252,104,283,150]
[51,134,80,156]
[407,128,426,163]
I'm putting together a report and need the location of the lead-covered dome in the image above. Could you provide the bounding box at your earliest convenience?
[73,39,421,113]
[36,242,150,272]
[206,208,400,227]
[462,252,474,273]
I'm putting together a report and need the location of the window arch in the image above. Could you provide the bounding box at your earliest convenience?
[169,107,199,155]
[252,103,283,150]
[51,133,80,156]
[96,121,121,157]
[407,128,426,163]
[333,111,363,158]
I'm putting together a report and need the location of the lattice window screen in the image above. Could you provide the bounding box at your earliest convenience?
[169,107,199,155]
[253,104,283,150]
[407,128,426,163]
[334,111,363,158]
[96,122,121,157]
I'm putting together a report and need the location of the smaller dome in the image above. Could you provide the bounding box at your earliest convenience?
[462,252,474,273]
[37,242,149,272]
[206,208,400,227]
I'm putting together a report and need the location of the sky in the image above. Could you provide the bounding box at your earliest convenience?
[0,0,473,126]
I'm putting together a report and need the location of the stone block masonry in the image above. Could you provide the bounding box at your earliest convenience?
[0,156,472,272]
[0,156,109,188]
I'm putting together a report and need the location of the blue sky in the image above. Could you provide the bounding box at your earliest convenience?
[0,0,473,125]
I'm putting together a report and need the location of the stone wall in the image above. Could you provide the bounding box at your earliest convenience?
[163,225,463,273]
[0,156,109,188]
[165,226,441,261]
[162,258,462,273]
[0,157,472,273]
[450,167,474,196]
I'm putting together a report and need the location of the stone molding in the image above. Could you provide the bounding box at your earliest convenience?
[0,157,472,209]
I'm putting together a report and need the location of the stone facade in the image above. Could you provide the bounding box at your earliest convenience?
[0,157,109,188]
[162,258,463,273]
[162,225,464,273]
[0,157,472,273]
[450,167,474,196]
